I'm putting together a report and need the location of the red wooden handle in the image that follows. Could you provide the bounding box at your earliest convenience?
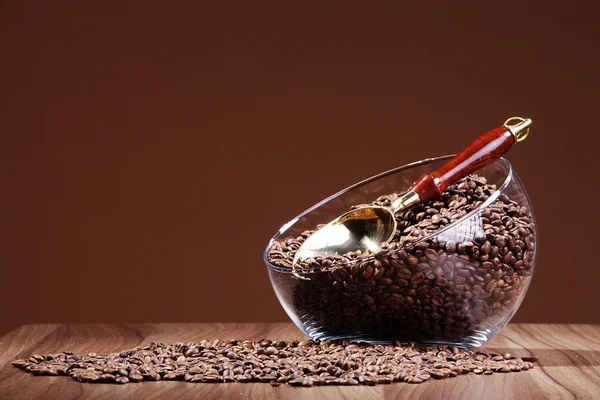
[411,126,515,203]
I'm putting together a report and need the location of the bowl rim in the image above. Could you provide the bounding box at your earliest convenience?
[264,154,514,274]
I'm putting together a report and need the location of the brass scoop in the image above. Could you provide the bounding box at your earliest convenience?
[292,117,532,277]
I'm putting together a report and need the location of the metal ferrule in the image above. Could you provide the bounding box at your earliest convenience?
[391,189,421,213]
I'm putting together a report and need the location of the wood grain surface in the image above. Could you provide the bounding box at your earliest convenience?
[1,323,598,399]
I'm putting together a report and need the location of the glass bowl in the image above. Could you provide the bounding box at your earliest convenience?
[264,155,537,348]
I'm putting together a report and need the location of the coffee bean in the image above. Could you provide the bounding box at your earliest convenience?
[129,370,143,382]
[12,360,27,368]
[410,272,425,285]
[13,337,536,386]
[445,241,457,254]
[425,249,438,261]
[397,268,412,280]
[265,347,278,356]
[416,242,430,250]
[407,255,419,265]
[495,237,506,248]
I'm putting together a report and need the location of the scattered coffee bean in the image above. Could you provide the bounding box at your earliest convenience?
[13,340,535,386]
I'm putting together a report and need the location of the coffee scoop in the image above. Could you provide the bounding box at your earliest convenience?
[292,117,532,277]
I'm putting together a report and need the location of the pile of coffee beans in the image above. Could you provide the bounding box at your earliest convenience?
[12,339,536,386]
[268,175,536,343]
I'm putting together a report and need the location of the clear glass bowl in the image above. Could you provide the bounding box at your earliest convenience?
[264,155,537,348]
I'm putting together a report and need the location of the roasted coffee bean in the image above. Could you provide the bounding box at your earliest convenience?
[129,370,143,382]
[397,268,412,280]
[13,338,535,387]
[410,272,425,285]
[425,249,438,261]
[445,241,457,254]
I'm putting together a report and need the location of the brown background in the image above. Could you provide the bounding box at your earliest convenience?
[1,1,599,336]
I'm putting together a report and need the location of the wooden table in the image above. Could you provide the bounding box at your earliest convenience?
[0,323,598,399]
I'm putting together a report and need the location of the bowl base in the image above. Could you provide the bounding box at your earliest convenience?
[305,330,493,349]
